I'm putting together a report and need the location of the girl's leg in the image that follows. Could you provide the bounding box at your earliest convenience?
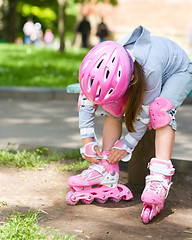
[141,125,176,223]
[156,66,192,160]
[102,115,122,152]
[155,125,175,161]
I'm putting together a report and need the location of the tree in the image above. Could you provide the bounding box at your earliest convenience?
[6,0,18,42]
[57,0,67,52]
[57,0,117,52]
[4,0,117,52]
[5,0,57,43]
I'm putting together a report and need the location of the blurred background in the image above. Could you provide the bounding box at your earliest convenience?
[1,0,192,88]
[1,0,192,51]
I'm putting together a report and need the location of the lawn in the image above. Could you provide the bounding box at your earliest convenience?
[0,211,77,240]
[0,147,90,170]
[0,148,90,239]
[0,43,88,88]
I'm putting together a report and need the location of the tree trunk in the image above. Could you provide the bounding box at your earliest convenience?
[7,0,18,42]
[57,0,67,52]
[128,129,155,192]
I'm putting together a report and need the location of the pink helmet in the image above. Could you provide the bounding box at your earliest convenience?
[79,41,134,105]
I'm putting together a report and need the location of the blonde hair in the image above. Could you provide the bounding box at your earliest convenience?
[124,61,146,132]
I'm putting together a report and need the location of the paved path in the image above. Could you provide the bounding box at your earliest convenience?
[0,87,191,163]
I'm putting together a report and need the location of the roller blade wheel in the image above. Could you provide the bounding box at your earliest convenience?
[142,207,151,224]
[66,191,78,205]
[81,198,94,204]
[110,197,122,203]
[95,198,108,204]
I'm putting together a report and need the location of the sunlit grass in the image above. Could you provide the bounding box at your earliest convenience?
[0,44,88,88]
[0,147,90,171]
[0,211,77,240]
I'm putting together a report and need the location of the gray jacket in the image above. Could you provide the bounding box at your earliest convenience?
[79,26,191,157]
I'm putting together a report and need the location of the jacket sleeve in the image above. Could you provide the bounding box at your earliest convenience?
[79,95,98,141]
[121,105,149,150]
[121,64,163,151]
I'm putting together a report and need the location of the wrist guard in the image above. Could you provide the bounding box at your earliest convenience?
[80,142,98,159]
[112,139,133,162]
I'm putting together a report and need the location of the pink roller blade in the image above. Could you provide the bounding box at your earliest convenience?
[141,158,175,223]
[66,157,133,205]
[66,184,133,205]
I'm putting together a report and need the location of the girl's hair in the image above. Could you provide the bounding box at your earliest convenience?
[124,60,146,132]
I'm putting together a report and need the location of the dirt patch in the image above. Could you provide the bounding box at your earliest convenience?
[0,164,192,240]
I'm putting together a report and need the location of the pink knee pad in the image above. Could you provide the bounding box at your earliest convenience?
[148,97,174,130]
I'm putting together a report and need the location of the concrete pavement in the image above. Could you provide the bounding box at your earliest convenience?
[0,87,191,173]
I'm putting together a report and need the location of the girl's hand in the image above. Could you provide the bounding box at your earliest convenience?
[108,148,128,163]
[81,137,103,164]
[83,145,103,164]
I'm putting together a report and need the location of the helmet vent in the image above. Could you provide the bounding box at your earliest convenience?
[117,65,122,82]
[104,88,114,99]
[111,49,117,64]
[105,69,110,79]
[95,85,101,99]
[89,77,94,88]
[97,59,104,69]
[83,60,91,70]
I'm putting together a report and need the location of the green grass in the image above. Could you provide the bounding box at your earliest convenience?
[0,148,89,239]
[0,147,90,170]
[0,211,77,240]
[0,44,88,88]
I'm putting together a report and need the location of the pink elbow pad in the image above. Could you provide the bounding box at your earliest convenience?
[148,97,174,130]
[102,90,130,118]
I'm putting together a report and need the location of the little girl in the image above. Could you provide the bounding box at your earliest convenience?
[67,25,192,223]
